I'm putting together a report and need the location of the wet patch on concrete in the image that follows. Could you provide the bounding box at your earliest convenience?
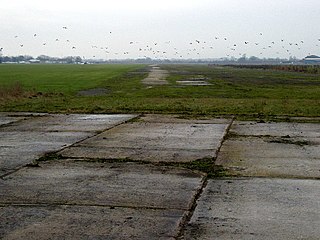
[77,88,110,96]
[60,115,231,163]
[2,114,137,133]
[216,121,320,178]
[182,178,320,239]
[137,114,230,124]
[0,112,46,127]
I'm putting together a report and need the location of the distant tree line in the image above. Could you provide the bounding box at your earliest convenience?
[0,55,83,64]
[224,64,320,74]
[0,54,308,65]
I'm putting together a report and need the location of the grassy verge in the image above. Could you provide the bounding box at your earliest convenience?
[0,64,319,119]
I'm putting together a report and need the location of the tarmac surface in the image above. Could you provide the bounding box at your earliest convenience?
[1,112,320,239]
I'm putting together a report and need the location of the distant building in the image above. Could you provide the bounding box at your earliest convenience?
[29,59,40,64]
[303,55,320,64]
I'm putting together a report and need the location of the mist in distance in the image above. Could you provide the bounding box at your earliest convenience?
[1,0,319,60]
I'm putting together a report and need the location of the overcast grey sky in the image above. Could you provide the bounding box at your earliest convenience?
[1,0,319,59]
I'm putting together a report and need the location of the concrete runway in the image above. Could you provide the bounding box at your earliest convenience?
[0,113,319,239]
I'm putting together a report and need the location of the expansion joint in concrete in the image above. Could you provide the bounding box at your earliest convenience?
[0,202,186,212]
[176,175,208,239]
[214,116,235,162]
[176,117,235,238]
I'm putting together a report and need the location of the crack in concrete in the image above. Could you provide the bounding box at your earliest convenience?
[1,114,237,239]
[176,176,208,239]
[0,202,186,211]
[214,117,235,160]
[175,117,235,239]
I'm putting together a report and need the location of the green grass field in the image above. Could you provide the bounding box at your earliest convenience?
[0,64,319,120]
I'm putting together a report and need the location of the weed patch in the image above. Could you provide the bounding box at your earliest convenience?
[181,158,229,178]
[0,81,29,99]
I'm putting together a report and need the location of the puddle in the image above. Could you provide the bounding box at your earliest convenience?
[177,80,212,86]
[176,75,212,86]
[77,88,110,96]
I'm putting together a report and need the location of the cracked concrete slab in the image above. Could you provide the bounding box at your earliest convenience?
[0,114,137,176]
[0,161,204,239]
[3,113,319,239]
[182,178,320,240]
[0,131,92,176]
[0,205,183,239]
[60,115,231,162]
[216,137,320,178]
[0,161,205,210]
[216,121,320,178]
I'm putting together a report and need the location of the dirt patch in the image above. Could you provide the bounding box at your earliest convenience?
[77,88,110,96]
[267,136,311,146]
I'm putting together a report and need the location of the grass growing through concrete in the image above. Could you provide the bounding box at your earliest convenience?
[0,64,319,118]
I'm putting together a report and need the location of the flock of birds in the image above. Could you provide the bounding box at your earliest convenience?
[1,27,320,60]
